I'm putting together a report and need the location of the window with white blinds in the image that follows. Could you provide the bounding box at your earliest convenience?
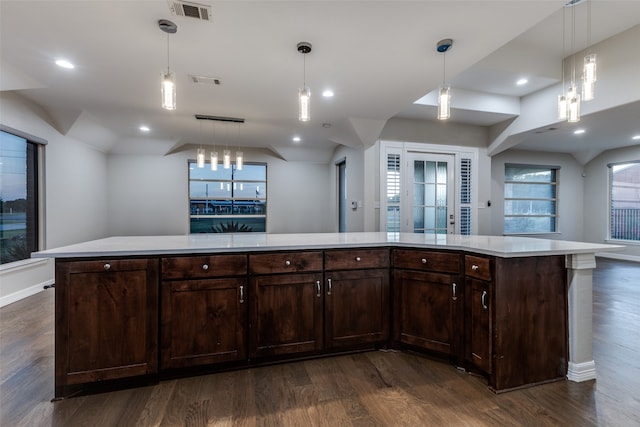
[459,158,472,235]
[386,154,401,232]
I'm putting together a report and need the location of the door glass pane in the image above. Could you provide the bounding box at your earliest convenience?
[414,161,424,182]
[425,184,435,206]
[425,161,436,183]
[414,184,425,205]
[436,207,447,229]
[437,162,447,183]
[425,207,435,229]
[414,207,424,229]
[437,184,447,207]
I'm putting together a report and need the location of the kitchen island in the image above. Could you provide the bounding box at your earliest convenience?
[33,232,620,398]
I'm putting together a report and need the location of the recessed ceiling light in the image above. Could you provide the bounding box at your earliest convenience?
[322,90,334,97]
[516,78,528,86]
[632,135,640,140]
[139,125,150,132]
[574,129,586,135]
[55,59,74,69]
[292,136,301,142]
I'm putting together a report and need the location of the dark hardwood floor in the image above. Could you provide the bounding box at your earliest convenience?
[1,257,638,426]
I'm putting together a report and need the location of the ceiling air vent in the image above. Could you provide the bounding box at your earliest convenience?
[190,75,221,85]
[167,0,213,22]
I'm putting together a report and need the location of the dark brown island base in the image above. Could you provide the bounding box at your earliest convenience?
[33,233,619,399]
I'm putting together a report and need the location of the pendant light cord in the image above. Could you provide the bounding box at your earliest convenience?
[571,2,576,87]
[167,33,171,74]
[561,6,566,92]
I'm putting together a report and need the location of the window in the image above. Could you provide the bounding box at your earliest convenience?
[609,161,640,242]
[385,153,400,232]
[189,161,267,233]
[504,164,558,234]
[0,129,40,264]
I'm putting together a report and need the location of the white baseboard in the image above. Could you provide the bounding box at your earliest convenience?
[596,252,640,263]
[0,279,53,308]
[567,360,597,382]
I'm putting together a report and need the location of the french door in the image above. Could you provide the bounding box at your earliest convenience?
[403,153,456,234]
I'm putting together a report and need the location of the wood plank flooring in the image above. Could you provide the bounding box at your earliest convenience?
[1,257,638,426]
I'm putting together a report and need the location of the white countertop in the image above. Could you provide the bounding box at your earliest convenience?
[32,232,622,259]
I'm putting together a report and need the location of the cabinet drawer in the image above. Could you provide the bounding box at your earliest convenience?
[162,254,247,279]
[249,251,323,274]
[325,248,389,270]
[393,249,460,274]
[65,258,151,273]
[464,255,492,281]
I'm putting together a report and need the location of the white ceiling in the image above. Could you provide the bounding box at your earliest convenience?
[1,1,639,162]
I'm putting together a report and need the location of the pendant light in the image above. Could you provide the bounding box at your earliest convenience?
[158,20,177,111]
[297,42,312,122]
[210,122,218,171]
[235,123,243,171]
[436,39,453,121]
[582,0,596,101]
[558,6,568,121]
[223,123,231,169]
[568,1,581,122]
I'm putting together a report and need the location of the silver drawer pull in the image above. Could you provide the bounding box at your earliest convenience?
[355,256,361,262]
[452,283,457,300]
[481,290,488,310]
[202,264,209,270]
[421,258,428,264]
[239,285,244,304]
[316,281,321,297]
[472,264,479,271]
[285,260,291,266]
[327,278,332,295]
[104,263,111,271]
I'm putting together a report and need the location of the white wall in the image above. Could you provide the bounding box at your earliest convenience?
[584,145,640,260]
[330,145,366,232]
[490,149,585,241]
[0,92,109,305]
[106,148,335,236]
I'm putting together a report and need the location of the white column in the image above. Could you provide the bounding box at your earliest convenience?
[565,252,597,382]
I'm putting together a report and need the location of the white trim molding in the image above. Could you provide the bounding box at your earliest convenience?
[0,280,52,308]
[567,361,597,382]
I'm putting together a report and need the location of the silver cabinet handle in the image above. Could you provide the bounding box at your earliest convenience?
[355,256,361,262]
[239,285,244,304]
[316,281,321,297]
[452,283,457,300]
[327,278,332,295]
[202,264,209,270]
[481,290,488,310]
[421,258,428,264]
[104,263,111,271]
[472,264,479,271]
[285,260,291,266]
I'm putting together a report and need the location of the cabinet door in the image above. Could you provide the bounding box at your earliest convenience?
[394,270,461,357]
[161,277,246,369]
[466,277,492,374]
[55,259,158,397]
[325,269,389,349]
[250,273,323,358]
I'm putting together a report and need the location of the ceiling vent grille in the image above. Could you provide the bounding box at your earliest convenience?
[168,0,213,22]
[190,75,221,85]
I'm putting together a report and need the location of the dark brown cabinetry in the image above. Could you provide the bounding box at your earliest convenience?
[160,254,247,369]
[464,255,492,374]
[54,258,158,398]
[324,249,390,349]
[249,251,324,358]
[393,249,463,360]
[464,254,568,391]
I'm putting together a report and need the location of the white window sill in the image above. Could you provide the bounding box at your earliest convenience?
[0,257,50,274]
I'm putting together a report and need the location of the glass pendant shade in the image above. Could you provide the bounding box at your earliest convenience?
[437,85,451,120]
[161,72,176,110]
[223,150,231,169]
[299,87,310,122]
[210,151,218,170]
[583,53,597,83]
[236,151,243,170]
[196,148,205,168]
[582,79,595,101]
[567,85,581,123]
[558,94,568,120]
